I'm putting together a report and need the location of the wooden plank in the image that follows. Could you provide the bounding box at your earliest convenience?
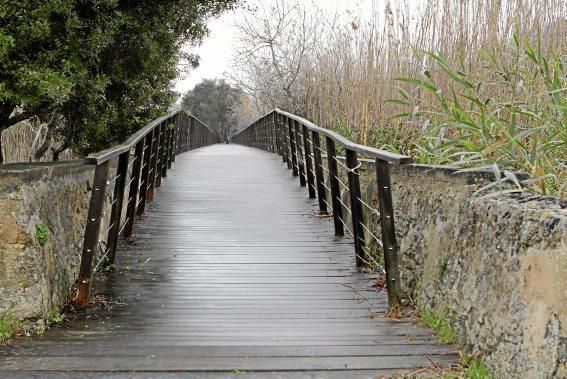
[0,144,455,375]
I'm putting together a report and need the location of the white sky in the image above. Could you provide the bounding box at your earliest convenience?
[173,0,375,96]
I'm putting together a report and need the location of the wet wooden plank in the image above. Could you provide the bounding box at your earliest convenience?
[0,144,456,375]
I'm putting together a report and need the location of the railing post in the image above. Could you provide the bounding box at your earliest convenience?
[161,124,169,177]
[326,137,344,236]
[189,117,194,150]
[311,130,327,214]
[124,140,144,237]
[138,132,153,213]
[156,123,166,186]
[171,114,178,162]
[294,120,306,187]
[346,149,365,267]
[106,151,130,265]
[147,124,160,200]
[375,159,402,309]
[167,121,174,168]
[273,113,280,156]
[303,124,316,198]
[76,161,110,308]
[287,117,298,176]
[281,115,291,167]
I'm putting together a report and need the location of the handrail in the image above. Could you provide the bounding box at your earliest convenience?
[239,108,411,164]
[76,110,218,307]
[84,110,216,165]
[231,108,406,310]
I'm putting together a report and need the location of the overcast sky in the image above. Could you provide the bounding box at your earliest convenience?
[173,0,375,95]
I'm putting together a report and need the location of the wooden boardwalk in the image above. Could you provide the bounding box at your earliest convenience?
[0,144,456,378]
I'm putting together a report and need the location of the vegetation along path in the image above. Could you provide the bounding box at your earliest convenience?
[0,144,456,377]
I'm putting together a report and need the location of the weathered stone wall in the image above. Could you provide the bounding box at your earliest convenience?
[1,121,73,164]
[353,163,566,378]
[0,161,94,319]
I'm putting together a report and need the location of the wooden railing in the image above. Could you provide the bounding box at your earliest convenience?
[232,108,410,309]
[76,110,217,307]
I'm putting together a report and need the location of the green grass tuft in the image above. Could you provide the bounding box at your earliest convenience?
[464,359,493,379]
[35,222,50,247]
[421,310,457,343]
[0,310,19,341]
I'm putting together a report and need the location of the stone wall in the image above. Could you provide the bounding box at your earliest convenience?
[352,162,566,378]
[1,121,73,164]
[0,161,94,319]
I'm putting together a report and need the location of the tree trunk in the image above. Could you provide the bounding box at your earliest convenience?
[30,110,58,162]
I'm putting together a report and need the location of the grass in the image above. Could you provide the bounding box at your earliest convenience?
[235,0,566,199]
[463,359,493,379]
[393,29,566,198]
[420,309,457,344]
[0,309,19,341]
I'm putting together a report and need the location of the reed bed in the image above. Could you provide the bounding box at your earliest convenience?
[238,0,567,197]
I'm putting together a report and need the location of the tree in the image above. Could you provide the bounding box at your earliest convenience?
[181,79,242,142]
[230,0,322,114]
[0,0,236,163]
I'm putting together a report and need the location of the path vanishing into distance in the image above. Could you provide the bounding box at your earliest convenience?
[0,144,456,378]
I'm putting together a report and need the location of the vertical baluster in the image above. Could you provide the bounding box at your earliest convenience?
[346,149,365,267]
[156,123,167,185]
[326,137,344,236]
[288,117,298,176]
[161,124,170,177]
[311,130,327,214]
[147,124,160,199]
[281,115,291,167]
[294,121,306,186]
[124,140,144,237]
[106,151,130,265]
[303,124,316,198]
[138,131,153,212]
[76,161,110,307]
[171,114,179,162]
[376,159,402,309]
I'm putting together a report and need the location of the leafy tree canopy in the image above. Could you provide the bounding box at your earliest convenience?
[0,0,236,162]
[181,78,242,142]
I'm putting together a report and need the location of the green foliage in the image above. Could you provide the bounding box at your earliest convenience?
[182,79,243,142]
[420,309,457,343]
[0,0,236,162]
[46,310,64,326]
[463,358,493,379]
[393,30,566,198]
[0,309,19,341]
[35,222,50,247]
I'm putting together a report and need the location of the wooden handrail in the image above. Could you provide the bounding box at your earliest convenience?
[76,111,218,307]
[232,109,405,309]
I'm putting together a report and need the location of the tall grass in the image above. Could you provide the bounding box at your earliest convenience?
[394,31,566,196]
[242,0,566,197]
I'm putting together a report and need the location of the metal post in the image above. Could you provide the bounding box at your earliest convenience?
[326,137,344,236]
[76,161,110,308]
[106,151,130,265]
[156,124,166,186]
[281,115,291,167]
[287,117,298,176]
[376,159,402,309]
[124,140,144,237]
[303,124,316,198]
[138,132,153,213]
[147,124,160,200]
[161,124,170,177]
[346,149,365,267]
[312,130,327,214]
[294,121,306,187]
